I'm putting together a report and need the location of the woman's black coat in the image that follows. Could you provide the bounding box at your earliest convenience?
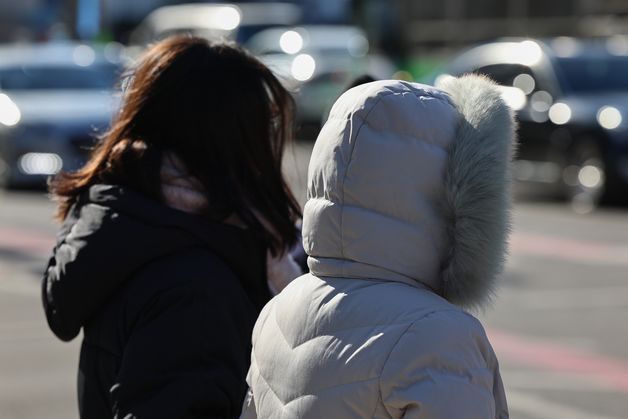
[42,185,271,419]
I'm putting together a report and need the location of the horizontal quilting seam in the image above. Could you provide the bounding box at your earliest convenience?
[313,203,442,259]
[357,122,450,152]
[268,296,434,357]
[312,321,412,340]
[272,314,426,352]
[306,196,437,230]
[326,308,460,340]
[342,205,437,243]
[256,366,380,410]
[295,375,379,401]
[254,346,381,408]
[304,196,336,203]
[305,203,441,286]
[326,87,451,122]
[327,90,402,121]
[308,257,425,290]
[404,366,492,383]
[307,197,430,232]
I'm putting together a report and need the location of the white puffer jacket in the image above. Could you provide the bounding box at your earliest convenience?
[242,76,516,418]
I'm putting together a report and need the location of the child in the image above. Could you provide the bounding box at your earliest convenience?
[243,75,515,418]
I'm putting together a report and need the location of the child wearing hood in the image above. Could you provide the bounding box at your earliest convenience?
[242,75,515,418]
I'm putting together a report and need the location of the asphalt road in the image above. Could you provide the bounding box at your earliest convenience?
[1,140,627,419]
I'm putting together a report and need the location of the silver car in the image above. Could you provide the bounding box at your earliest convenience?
[0,42,121,188]
[246,25,395,133]
[129,2,302,47]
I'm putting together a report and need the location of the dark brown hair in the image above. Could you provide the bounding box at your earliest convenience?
[50,36,301,255]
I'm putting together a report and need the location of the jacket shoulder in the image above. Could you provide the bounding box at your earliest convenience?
[126,246,253,309]
[135,247,239,286]
[386,308,496,370]
[379,308,503,418]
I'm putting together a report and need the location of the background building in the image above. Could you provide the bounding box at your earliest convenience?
[398,0,628,50]
[6,0,628,50]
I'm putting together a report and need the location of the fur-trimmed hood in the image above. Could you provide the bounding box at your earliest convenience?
[302,75,516,310]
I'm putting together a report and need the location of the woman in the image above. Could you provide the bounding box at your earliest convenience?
[42,36,302,418]
[242,75,515,418]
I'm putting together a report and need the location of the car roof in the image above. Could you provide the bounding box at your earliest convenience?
[449,37,628,72]
[252,25,365,42]
[247,25,368,55]
[233,2,302,24]
[142,2,301,33]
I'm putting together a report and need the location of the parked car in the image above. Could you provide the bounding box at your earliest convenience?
[129,2,302,48]
[0,42,121,188]
[246,25,395,134]
[437,37,628,208]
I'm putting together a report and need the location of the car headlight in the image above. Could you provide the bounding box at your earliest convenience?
[280,30,304,55]
[291,54,316,82]
[18,152,63,175]
[0,93,21,127]
[548,103,572,125]
[597,106,622,130]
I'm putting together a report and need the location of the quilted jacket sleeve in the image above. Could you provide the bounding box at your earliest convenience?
[380,310,508,419]
[239,297,276,419]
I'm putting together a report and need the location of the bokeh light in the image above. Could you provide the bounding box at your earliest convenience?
[597,106,622,130]
[291,54,316,81]
[0,94,21,126]
[279,30,303,54]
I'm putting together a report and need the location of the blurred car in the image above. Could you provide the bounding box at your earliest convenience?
[0,42,121,188]
[246,25,395,132]
[438,37,628,207]
[129,2,302,48]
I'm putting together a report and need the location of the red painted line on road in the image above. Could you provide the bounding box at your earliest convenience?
[511,231,628,266]
[488,328,628,394]
[2,227,627,264]
[0,227,55,256]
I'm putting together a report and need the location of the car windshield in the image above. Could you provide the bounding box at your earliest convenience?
[236,24,287,44]
[555,55,628,93]
[0,64,118,91]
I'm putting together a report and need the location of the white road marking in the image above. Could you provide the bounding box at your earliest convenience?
[502,369,618,393]
[500,285,628,310]
[510,231,628,267]
[507,390,623,419]
[0,268,40,296]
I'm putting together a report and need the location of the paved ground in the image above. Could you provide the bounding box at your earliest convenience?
[1,140,627,418]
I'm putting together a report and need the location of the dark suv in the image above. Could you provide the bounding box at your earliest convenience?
[438,37,628,209]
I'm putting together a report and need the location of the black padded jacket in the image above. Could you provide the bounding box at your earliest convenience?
[42,184,271,419]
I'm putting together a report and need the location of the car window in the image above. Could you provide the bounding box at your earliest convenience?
[474,64,540,91]
[236,24,287,44]
[473,63,556,113]
[555,56,628,93]
[0,64,119,91]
